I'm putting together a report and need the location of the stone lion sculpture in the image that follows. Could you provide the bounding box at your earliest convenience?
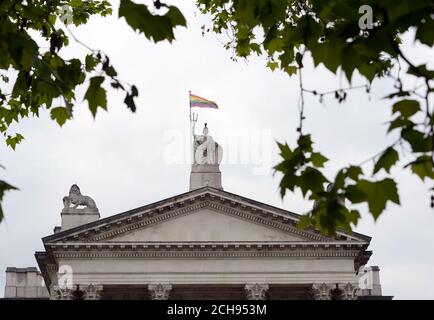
[63,184,97,209]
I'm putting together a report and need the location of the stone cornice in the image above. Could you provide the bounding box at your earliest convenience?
[43,195,360,243]
[45,241,367,260]
[45,241,368,249]
[34,251,56,292]
[52,248,362,259]
[42,188,371,252]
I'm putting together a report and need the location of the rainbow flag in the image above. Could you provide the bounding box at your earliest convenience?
[190,93,218,109]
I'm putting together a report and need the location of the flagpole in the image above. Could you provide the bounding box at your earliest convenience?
[189,90,192,122]
[189,91,200,164]
[189,91,194,165]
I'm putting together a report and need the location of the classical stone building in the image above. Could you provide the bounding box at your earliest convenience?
[3,125,390,300]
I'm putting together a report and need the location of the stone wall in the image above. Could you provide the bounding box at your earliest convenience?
[4,267,49,299]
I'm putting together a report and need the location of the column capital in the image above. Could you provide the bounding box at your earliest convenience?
[339,282,358,300]
[310,283,333,300]
[148,284,172,300]
[50,285,75,300]
[244,283,269,300]
[79,284,104,300]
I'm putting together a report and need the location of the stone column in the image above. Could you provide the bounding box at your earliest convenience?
[339,283,358,300]
[310,283,333,300]
[244,283,269,300]
[50,285,75,300]
[148,284,172,300]
[79,284,104,300]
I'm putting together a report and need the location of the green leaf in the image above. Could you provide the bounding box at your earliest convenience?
[12,71,29,98]
[297,134,313,151]
[265,38,283,55]
[282,65,297,75]
[50,107,71,126]
[310,41,341,74]
[84,76,107,117]
[266,61,278,71]
[345,183,367,203]
[310,152,328,168]
[409,156,434,181]
[6,133,24,150]
[85,54,98,72]
[347,209,361,225]
[278,172,298,197]
[119,0,186,43]
[105,65,117,77]
[277,142,292,160]
[295,52,303,68]
[346,166,363,181]
[165,6,187,27]
[401,128,432,153]
[124,85,139,112]
[297,215,313,229]
[407,64,434,79]
[346,179,400,220]
[373,147,399,174]
[299,167,328,197]
[416,16,434,46]
[392,99,420,118]
[0,180,19,223]
[387,116,413,133]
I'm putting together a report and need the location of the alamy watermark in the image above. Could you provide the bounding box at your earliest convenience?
[162,127,273,176]
[57,264,74,289]
[358,5,374,30]
[58,5,73,26]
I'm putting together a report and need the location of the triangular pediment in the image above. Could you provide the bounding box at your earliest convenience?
[110,208,305,242]
[43,187,370,244]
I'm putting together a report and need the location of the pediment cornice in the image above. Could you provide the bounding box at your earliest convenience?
[37,240,372,276]
[43,187,370,245]
[46,241,368,258]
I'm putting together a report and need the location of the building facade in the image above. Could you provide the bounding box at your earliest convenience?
[3,125,390,300]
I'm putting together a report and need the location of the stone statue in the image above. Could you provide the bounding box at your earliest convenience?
[192,123,222,165]
[63,184,97,209]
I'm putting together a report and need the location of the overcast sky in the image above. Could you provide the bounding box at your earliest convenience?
[1,1,433,299]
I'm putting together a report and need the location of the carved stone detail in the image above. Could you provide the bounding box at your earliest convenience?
[63,184,97,210]
[244,283,269,300]
[148,284,172,300]
[50,285,75,300]
[311,283,358,300]
[311,283,333,300]
[79,284,104,300]
[52,247,360,259]
[45,190,348,243]
[192,123,222,165]
[339,282,358,300]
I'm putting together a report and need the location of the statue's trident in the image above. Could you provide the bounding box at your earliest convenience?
[190,110,198,130]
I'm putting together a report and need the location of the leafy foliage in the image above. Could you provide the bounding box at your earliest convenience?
[199,0,434,235]
[119,0,186,43]
[0,0,186,223]
[1,0,433,236]
[84,76,107,117]
[373,147,399,174]
[50,107,70,126]
[0,179,18,223]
